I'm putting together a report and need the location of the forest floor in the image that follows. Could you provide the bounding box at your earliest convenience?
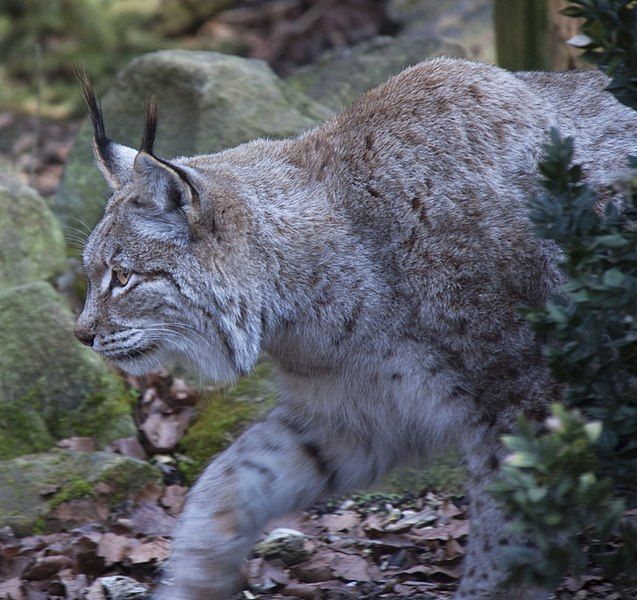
[0,372,625,600]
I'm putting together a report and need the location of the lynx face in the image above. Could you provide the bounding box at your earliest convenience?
[74,80,262,382]
[79,196,201,376]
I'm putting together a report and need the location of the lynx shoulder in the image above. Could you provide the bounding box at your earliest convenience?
[75,58,637,599]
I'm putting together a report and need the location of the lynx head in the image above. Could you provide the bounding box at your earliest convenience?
[74,72,264,382]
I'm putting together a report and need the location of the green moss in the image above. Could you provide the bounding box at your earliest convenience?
[49,478,93,508]
[179,363,276,484]
[377,453,468,496]
[0,388,54,459]
[53,378,135,447]
[31,518,46,535]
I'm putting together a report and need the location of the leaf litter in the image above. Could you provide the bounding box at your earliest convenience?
[0,372,625,599]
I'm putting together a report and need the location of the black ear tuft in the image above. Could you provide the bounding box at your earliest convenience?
[75,65,137,190]
[140,97,158,155]
[75,65,110,159]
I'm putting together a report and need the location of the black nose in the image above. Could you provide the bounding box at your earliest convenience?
[74,323,95,347]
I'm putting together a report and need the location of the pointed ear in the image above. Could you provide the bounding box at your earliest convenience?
[92,140,137,191]
[133,151,201,232]
[77,66,135,190]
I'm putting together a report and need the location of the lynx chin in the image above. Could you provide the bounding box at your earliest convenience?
[75,58,636,599]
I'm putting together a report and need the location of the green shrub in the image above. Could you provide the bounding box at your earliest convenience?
[491,1,637,591]
[563,0,637,110]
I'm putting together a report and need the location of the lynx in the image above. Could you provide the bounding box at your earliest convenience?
[75,58,636,599]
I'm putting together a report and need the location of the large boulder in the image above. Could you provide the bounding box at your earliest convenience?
[0,281,135,459]
[0,450,160,535]
[286,35,465,111]
[54,50,331,230]
[386,0,494,64]
[0,167,65,291]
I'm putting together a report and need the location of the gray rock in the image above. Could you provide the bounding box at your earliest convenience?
[0,451,160,535]
[55,50,330,230]
[0,167,65,291]
[286,35,465,111]
[0,281,135,459]
[254,528,311,566]
[100,575,149,599]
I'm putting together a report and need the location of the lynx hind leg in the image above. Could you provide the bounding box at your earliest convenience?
[457,429,549,600]
[154,406,390,600]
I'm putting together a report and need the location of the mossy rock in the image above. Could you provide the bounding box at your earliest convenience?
[286,35,465,112]
[179,363,277,484]
[0,281,135,459]
[0,450,160,535]
[0,167,65,291]
[54,50,331,231]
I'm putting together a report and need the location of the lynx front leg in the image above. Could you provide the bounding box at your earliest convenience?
[456,428,549,600]
[154,407,386,600]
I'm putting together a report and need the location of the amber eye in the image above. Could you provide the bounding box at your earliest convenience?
[113,269,130,287]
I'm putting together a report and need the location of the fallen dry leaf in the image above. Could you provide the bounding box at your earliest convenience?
[443,537,466,561]
[290,549,333,583]
[397,564,433,580]
[0,577,23,600]
[440,500,462,519]
[279,581,322,599]
[319,511,361,533]
[331,553,371,581]
[129,501,178,537]
[362,513,386,536]
[96,533,132,566]
[140,405,195,453]
[106,436,148,461]
[429,563,463,580]
[414,519,470,541]
[160,485,187,516]
[128,537,171,564]
[22,555,73,580]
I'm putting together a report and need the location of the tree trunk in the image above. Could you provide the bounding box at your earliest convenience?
[494,0,586,71]
[546,0,585,70]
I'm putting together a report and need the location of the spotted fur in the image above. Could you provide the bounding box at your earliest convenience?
[75,58,637,599]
